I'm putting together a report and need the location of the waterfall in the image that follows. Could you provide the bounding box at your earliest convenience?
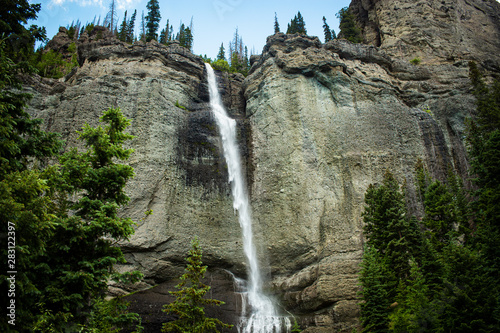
[205,63,290,332]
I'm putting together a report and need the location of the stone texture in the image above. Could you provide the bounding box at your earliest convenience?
[350,0,500,67]
[243,33,475,331]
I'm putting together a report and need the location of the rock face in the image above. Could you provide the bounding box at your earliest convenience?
[25,2,499,329]
[350,0,500,67]
[244,32,473,332]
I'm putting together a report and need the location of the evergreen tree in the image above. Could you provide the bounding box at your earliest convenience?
[274,12,280,33]
[0,0,46,64]
[389,260,437,332]
[286,11,307,34]
[337,7,362,43]
[359,246,396,333]
[465,61,500,329]
[118,10,128,41]
[139,11,146,42]
[127,10,137,43]
[159,20,170,45]
[322,16,333,42]
[422,181,455,247]
[32,108,143,330]
[162,237,233,332]
[363,170,418,279]
[145,0,161,41]
[217,43,225,61]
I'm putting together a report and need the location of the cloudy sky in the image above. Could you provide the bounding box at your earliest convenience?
[34,0,351,58]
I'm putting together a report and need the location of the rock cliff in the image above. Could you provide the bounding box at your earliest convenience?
[350,0,500,67]
[24,1,500,330]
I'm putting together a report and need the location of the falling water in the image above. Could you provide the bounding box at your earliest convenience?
[205,63,290,332]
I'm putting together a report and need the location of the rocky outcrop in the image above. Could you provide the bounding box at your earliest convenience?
[24,1,500,329]
[350,0,500,68]
[244,32,474,331]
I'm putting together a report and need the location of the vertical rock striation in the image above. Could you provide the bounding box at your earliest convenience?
[243,32,477,331]
[350,0,500,67]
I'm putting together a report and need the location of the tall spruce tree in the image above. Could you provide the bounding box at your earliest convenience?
[118,10,128,41]
[0,0,46,64]
[337,6,362,43]
[127,10,137,43]
[286,11,307,34]
[162,238,233,332]
[33,108,143,330]
[217,43,225,61]
[145,0,161,42]
[322,16,334,42]
[465,61,500,329]
[359,246,396,333]
[274,12,280,33]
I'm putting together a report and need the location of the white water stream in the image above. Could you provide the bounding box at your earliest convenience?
[205,63,291,332]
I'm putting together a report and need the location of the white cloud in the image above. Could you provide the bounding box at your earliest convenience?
[116,0,136,10]
[49,0,136,9]
[49,0,104,8]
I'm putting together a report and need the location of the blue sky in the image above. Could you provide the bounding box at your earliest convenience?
[33,0,351,58]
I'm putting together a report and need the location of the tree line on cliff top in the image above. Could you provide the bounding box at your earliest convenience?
[28,0,363,79]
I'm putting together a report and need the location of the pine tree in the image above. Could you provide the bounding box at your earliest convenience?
[127,10,137,43]
[162,238,233,332]
[422,180,455,247]
[0,0,46,63]
[359,246,396,333]
[32,108,143,330]
[274,12,280,33]
[389,260,437,332]
[286,12,307,35]
[217,43,225,61]
[465,61,500,329]
[322,16,333,42]
[145,0,161,41]
[337,7,362,43]
[118,10,128,41]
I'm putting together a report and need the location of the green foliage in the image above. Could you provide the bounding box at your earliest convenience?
[422,180,456,247]
[175,100,187,111]
[464,61,500,328]
[0,40,63,179]
[291,319,302,332]
[363,170,422,279]
[358,162,488,332]
[32,107,142,330]
[33,45,78,79]
[217,43,225,61]
[159,20,171,45]
[78,298,143,333]
[274,12,280,34]
[337,7,362,43]
[322,16,335,42]
[286,11,307,35]
[162,237,233,332]
[359,246,395,333]
[0,0,46,66]
[176,23,193,50]
[145,0,161,41]
[389,261,437,332]
[410,57,421,65]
